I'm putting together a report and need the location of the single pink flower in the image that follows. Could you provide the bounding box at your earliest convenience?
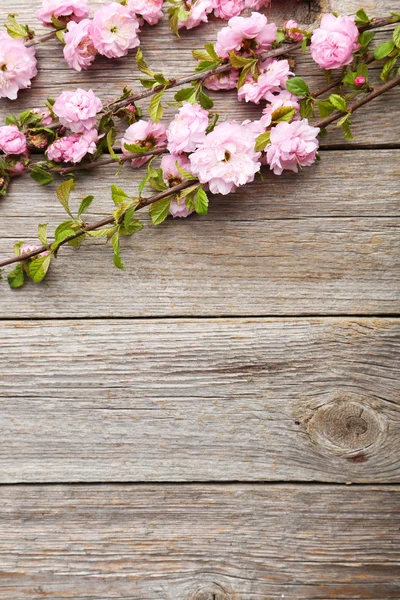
[64,19,97,71]
[284,19,303,42]
[161,154,195,218]
[244,0,271,8]
[91,2,140,59]
[260,89,300,127]
[266,119,320,175]
[46,130,98,163]
[121,120,167,168]
[354,75,366,87]
[128,0,164,26]
[0,125,27,155]
[238,58,292,104]
[311,13,360,70]
[204,69,239,91]
[215,12,277,58]
[178,0,213,30]
[0,33,37,100]
[36,0,89,27]
[189,121,261,195]
[167,102,209,154]
[53,88,102,133]
[212,0,245,19]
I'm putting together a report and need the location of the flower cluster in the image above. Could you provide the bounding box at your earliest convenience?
[173,0,271,31]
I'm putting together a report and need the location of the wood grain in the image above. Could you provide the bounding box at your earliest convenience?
[0,318,398,483]
[0,484,399,599]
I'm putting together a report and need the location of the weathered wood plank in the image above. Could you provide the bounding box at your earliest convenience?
[0,484,398,599]
[0,1,398,147]
[0,318,398,483]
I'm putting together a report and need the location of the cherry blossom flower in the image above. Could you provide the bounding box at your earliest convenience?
[32,108,53,126]
[212,0,246,19]
[91,2,140,59]
[53,89,103,133]
[284,19,303,42]
[167,102,209,154]
[238,58,292,104]
[36,0,90,27]
[128,0,164,26]
[0,33,37,100]
[204,69,239,91]
[161,154,195,218]
[266,119,320,175]
[0,125,27,155]
[177,0,213,30]
[46,130,98,163]
[121,120,167,168]
[64,19,97,71]
[310,13,360,70]
[215,12,277,58]
[189,121,261,195]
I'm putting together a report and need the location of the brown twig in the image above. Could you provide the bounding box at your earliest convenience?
[25,30,58,47]
[0,179,196,268]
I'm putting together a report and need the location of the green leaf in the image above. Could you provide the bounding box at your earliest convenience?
[122,206,143,236]
[78,195,95,219]
[112,232,124,270]
[355,8,370,24]
[136,48,155,77]
[374,41,396,60]
[193,48,212,61]
[204,42,219,61]
[54,220,77,240]
[86,227,117,238]
[394,23,400,48]
[271,106,296,123]
[380,55,398,81]
[37,223,48,247]
[195,187,209,216]
[123,142,149,154]
[175,162,196,181]
[106,129,119,161]
[68,236,84,249]
[329,94,347,112]
[341,119,354,141]
[112,184,130,205]
[7,264,25,289]
[228,53,256,68]
[56,179,75,217]
[5,114,18,126]
[27,254,51,284]
[286,77,310,96]
[30,166,54,186]
[194,60,221,73]
[149,89,165,123]
[5,14,30,39]
[358,30,375,50]
[149,197,171,226]
[317,99,335,118]
[255,131,271,152]
[300,98,314,119]
[174,87,197,102]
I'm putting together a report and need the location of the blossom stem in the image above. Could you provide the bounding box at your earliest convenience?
[0,179,196,269]
[315,74,400,129]
[25,30,58,48]
[312,56,376,99]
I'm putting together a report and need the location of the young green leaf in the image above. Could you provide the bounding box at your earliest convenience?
[106,129,119,161]
[149,197,171,226]
[176,162,197,181]
[37,223,48,247]
[78,195,95,219]
[355,8,370,24]
[329,94,347,112]
[195,187,209,216]
[30,166,54,186]
[56,179,75,218]
[7,264,25,289]
[149,89,165,123]
[394,23,400,48]
[271,106,296,123]
[255,131,271,152]
[286,77,310,96]
[112,184,130,205]
[374,41,396,60]
[122,206,144,236]
[27,254,51,284]
[380,56,398,81]
[136,48,155,77]
[317,99,335,118]
[112,232,124,270]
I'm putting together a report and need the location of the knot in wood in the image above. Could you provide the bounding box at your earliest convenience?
[307,397,386,458]
[189,584,231,600]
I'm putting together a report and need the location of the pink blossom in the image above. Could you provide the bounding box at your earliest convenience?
[244,0,271,8]
[121,120,167,168]
[0,126,27,155]
[10,161,26,175]
[189,121,261,195]
[354,75,366,87]
[128,0,163,26]
[161,154,195,218]
[0,33,37,100]
[64,19,97,71]
[46,130,98,163]
[32,108,53,126]
[212,0,245,20]
[204,69,239,91]
[177,0,213,30]
[311,14,360,70]
[284,19,303,42]
[261,89,300,127]
[53,89,102,133]
[167,102,209,154]
[238,58,292,104]
[266,119,320,175]
[215,12,277,58]
[19,243,50,259]
[91,3,140,59]
[36,0,89,27]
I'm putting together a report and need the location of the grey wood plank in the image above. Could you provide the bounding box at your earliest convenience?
[0,1,398,147]
[0,483,398,599]
[0,318,398,483]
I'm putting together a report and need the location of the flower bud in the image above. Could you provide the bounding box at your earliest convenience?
[354,75,366,87]
[28,132,49,149]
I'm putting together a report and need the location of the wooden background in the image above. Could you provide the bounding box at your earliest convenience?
[0,1,399,598]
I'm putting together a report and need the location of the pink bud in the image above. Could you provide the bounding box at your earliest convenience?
[126,104,136,114]
[354,75,366,87]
